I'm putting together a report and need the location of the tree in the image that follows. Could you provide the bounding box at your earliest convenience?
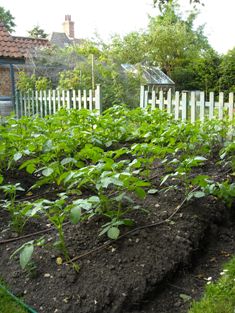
[219,47,235,92]
[105,0,210,83]
[65,40,102,58]
[172,48,221,91]
[153,0,202,11]
[28,25,48,39]
[146,2,210,76]
[106,32,147,64]
[0,6,15,33]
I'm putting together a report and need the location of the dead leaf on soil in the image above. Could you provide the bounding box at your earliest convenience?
[56,257,63,265]
[179,293,192,302]
[194,273,206,280]
[220,250,231,257]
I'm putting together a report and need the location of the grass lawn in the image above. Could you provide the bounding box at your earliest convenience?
[0,281,27,313]
[189,256,235,313]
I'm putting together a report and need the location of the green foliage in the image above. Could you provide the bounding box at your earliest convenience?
[58,52,141,109]
[16,71,36,92]
[161,155,208,194]
[17,71,52,91]
[153,0,203,11]
[202,181,235,208]
[0,105,234,271]
[107,32,147,64]
[104,0,214,91]
[65,40,102,58]
[11,238,45,270]
[147,1,210,79]
[220,47,235,93]
[31,195,70,260]
[27,25,48,39]
[0,183,27,232]
[35,76,52,91]
[0,6,15,33]
[58,66,91,90]
[172,48,221,92]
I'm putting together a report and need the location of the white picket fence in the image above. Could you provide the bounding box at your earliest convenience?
[140,87,234,122]
[15,85,101,118]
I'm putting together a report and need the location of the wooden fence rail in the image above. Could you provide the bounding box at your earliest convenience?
[15,85,101,118]
[140,87,234,122]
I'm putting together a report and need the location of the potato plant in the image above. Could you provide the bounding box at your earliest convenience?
[0,105,234,269]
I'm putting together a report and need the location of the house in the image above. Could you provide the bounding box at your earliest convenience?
[49,15,84,48]
[0,22,49,116]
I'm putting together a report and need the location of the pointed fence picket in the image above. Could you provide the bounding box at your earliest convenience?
[140,86,234,122]
[15,85,101,118]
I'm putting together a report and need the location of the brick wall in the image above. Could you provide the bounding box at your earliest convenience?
[0,66,21,97]
[0,66,11,96]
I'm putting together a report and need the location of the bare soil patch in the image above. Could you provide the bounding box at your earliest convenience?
[0,160,234,313]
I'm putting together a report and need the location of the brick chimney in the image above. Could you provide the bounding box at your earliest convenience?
[63,15,75,38]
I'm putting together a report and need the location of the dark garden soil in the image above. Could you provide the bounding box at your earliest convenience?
[0,160,234,313]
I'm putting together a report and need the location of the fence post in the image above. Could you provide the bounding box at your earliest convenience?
[27,90,33,116]
[167,89,172,114]
[57,90,61,110]
[31,90,35,115]
[181,92,187,121]
[43,90,48,116]
[23,92,27,116]
[39,90,43,117]
[52,90,56,114]
[62,90,66,108]
[95,85,101,113]
[48,90,52,115]
[83,90,87,109]
[77,90,81,110]
[228,92,234,140]
[159,90,164,111]
[144,90,148,108]
[15,90,19,119]
[22,92,26,116]
[151,90,156,110]
[66,90,70,110]
[199,92,205,122]
[190,91,196,123]
[209,92,214,120]
[228,92,234,121]
[174,91,180,120]
[218,92,224,120]
[19,91,23,117]
[72,90,76,109]
[140,85,145,108]
[35,90,39,115]
[88,90,93,111]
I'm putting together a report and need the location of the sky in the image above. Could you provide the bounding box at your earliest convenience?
[1,0,235,54]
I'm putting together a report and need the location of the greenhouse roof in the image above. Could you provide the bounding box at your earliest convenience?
[121,64,175,86]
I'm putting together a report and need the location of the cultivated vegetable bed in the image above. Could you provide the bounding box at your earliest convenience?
[0,106,234,312]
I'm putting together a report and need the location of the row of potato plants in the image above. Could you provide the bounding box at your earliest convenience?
[0,105,234,270]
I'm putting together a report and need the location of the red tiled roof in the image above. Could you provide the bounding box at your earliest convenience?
[0,22,49,59]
